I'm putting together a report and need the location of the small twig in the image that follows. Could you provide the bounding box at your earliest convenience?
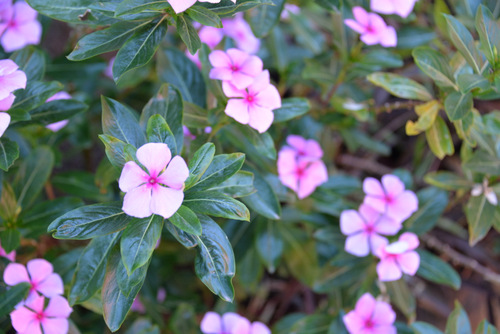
[372,100,423,114]
[44,182,56,200]
[337,154,392,176]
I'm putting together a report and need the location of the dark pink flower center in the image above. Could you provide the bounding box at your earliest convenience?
[231,64,239,72]
[365,224,374,234]
[364,318,375,329]
[385,194,394,204]
[36,312,45,321]
[245,93,255,104]
[148,176,158,185]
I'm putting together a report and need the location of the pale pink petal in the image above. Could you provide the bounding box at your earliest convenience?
[344,19,366,34]
[373,325,397,334]
[13,2,37,23]
[372,300,397,325]
[122,185,153,218]
[248,105,274,133]
[255,85,281,110]
[119,161,149,192]
[370,0,396,15]
[225,98,250,124]
[380,26,397,47]
[222,313,247,332]
[209,50,232,68]
[360,32,381,45]
[14,20,42,44]
[376,258,402,281]
[240,55,263,77]
[363,178,385,197]
[277,148,297,175]
[381,175,405,197]
[25,294,45,313]
[136,143,172,178]
[279,172,298,193]
[222,81,246,98]
[345,233,370,257]
[41,318,69,334]
[230,317,251,333]
[343,311,365,333]
[199,26,223,48]
[0,94,15,111]
[0,59,19,76]
[248,70,270,93]
[373,215,401,235]
[0,68,27,100]
[363,195,387,213]
[399,232,419,250]
[150,186,184,219]
[167,0,197,13]
[384,241,410,255]
[398,251,420,276]
[340,210,365,235]
[303,139,323,159]
[250,322,271,334]
[37,273,64,298]
[231,71,255,90]
[387,190,418,222]
[46,91,71,102]
[201,312,222,333]
[359,204,384,225]
[352,6,369,26]
[4,263,29,286]
[27,259,53,285]
[355,293,376,319]
[394,0,417,18]
[369,233,389,254]
[43,296,72,318]
[46,120,69,132]
[0,112,10,136]
[10,307,37,333]
[286,135,306,152]
[157,155,189,190]
[209,67,233,81]
[297,160,328,199]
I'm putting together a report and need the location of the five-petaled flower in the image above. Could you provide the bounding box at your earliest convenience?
[201,312,271,334]
[371,0,418,18]
[4,259,64,303]
[0,0,42,52]
[209,48,263,89]
[10,295,72,334]
[343,293,396,334]
[344,6,397,47]
[118,143,189,219]
[375,232,420,281]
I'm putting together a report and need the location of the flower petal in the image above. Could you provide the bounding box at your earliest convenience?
[387,190,418,222]
[122,185,153,218]
[340,210,365,235]
[345,233,370,257]
[41,318,69,334]
[150,186,184,219]
[37,273,64,298]
[225,98,250,124]
[248,105,274,133]
[10,306,37,333]
[297,160,328,199]
[119,161,148,193]
[0,94,15,111]
[136,143,172,178]
[0,112,10,136]
[4,263,30,286]
[398,251,420,276]
[376,258,402,281]
[201,312,222,333]
[372,299,397,325]
[343,311,365,333]
[44,295,72,318]
[381,174,405,197]
[167,0,197,13]
[355,293,376,319]
[157,155,189,190]
[27,259,53,285]
[250,321,271,334]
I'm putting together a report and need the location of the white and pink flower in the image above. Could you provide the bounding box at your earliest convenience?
[375,232,420,281]
[344,7,397,47]
[343,293,396,334]
[0,1,41,52]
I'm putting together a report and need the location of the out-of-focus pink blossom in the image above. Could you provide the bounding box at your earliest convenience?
[344,7,397,47]
[0,1,42,52]
[371,0,418,18]
[168,0,236,14]
[0,240,15,261]
[10,295,72,334]
[104,57,115,79]
[131,288,167,314]
[222,70,281,133]
[0,59,27,113]
[0,112,10,137]
[281,4,300,20]
[118,143,189,219]
[375,232,420,281]
[340,204,401,257]
[210,49,263,89]
[277,136,328,199]
[183,125,196,140]
[222,14,260,54]
[343,293,396,334]
[362,174,418,223]
[3,259,64,302]
[200,312,271,334]
[45,91,72,132]
[186,26,224,68]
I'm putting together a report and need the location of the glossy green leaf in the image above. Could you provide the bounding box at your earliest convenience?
[463,150,500,175]
[445,302,472,334]
[10,81,62,113]
[466,194,496,246]
[200,0,274,16]
[99,135,137,170]
[0,283,30,318]
[413,46,457,89]
[168,205,202,236]
[425,116,454,159]
[102,96,146,148]
[223,124,276,160]
[368,72,433,101]
[187,153,245,192]
[115,0,170,16]
[183,101,209,127]
[165,221,198,248]
[445,91,473,121]
[194,215,235,302]
[10,46,46,81]
[457,74,490,93]
[26,0,95,23]
[417,249,461,290]
[289,314,332,334]
[186,6,222,28]
[0,138,19,171]
[250,0,285,38]
[121,214,163,274]
[386,279,416,319]
[185,143,215,189]
[475,5,500,67]
[255,218,284,273]
[29,99,88,124]
[184,191,250,221]
[406,187,449,235]
[475,320,499,334]
[176,14,201,55]
[241,167,281,220]
[273,97,311,123]
[116,256,150,297]
[424,171,473,190]
[211,170,254,198]
[52,171,112,202]
[146,114,177,154]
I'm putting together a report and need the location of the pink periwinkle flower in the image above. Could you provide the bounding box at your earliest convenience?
[375,232,420,281]
[363,174,418,224]
[222,14,260,54]
[201,312,271,334]
[118,143,189,219]
[343,293,396,334]
[0,240,15,261]
[3,259,64,302]
[10,295,72,334]
[344,7,397,47]
[209,49,263,89]
[104,57,115,79]
[45,91,72,132]
[183,125,196,140]
[0,1,42,52]
[0,58,27,114]
[371,0,418,18]
[222,70,281,133]
[277,136,328,199]
[168,0,236,14]
[281,4,300,20]
[340,204,401,257]
[186,26,224,68]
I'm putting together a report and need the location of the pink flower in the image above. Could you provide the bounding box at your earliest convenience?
[118,143,189,219]
[183,125,196,140]
[0,112,10,137]
[222,70,281,133]
[340,204,401,257]
[281,4,300,20]
[45,91,72,132]
[186,26,224,68]
[344,7,397,47]
[3,259,64,302]
[0,1,42,52]
[104,57,115,79]
[209,49,263,89]
[222,14,260,54]
[362,174,418,223]
[371,0,418,18]
[277,136,328,199]
[10,295,72,334]
[0,240,15,261]
[0,59,27,112]
[375,232,420,281]
[201,312,271,334]
[168,0,236,14]
[343,293,396,334]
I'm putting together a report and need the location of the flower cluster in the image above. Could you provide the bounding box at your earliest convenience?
[118,142,189,219]
[277,135,328,199]
[343,293,396,334]
[0,0,41,52]
[201,312,271,334]
[340,174,419,281]
[0,58,27,136]
[4,259,72,334]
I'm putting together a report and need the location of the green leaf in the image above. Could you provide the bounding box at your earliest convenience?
[185,143,215,189]
[406,187,449,235]
[289,314,332,334]
[412,46,457,89]
[250,0,285,38]
[241,167,281,220]
[475,320,499,334]
[417,249,461,290]
[194,215,235,302]
[115,0,170,16]
[11,81,62,113]
[29,99,88,124]
[463,150,500,175]
[121,214,163,274]
[367,72,433,101]
[187,153,245,192]
[445,302,472,334]
[255,218,284,273]
[211,170,254,198]
[273,97,310,123]
[200,0,274,16]
[48,202,136,240]
[112,19,167,83]
[424,171,473,190]
[165,221,198,248]
[412,322,443,334]
[26,0,95,23]
[101,97,146,148]
[444,91,473,121]
[186,6,222,28]
[0,228,20,253]
[0,138,19,171]
[0,183,17,222]
[0,282,30,318]
[146,114,177,154]
[157,47,206,107]
[176,14,201,55]
[168,205,202,236]
[457,74,490,93]
[444,14,483,74]
[10,46,46,81]
[225,124,277,160]
[116,256,150,297]
[69,232,121,305]
[466,194,496,246]
[386,279,416,319]
[406,100,441,136]
[475,5,500,68]
[425,116,454,159]
[183,101,209,127]
[99,135,137,170]
[184,191,250,221]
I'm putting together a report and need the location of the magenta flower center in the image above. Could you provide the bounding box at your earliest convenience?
[245,93,256,104]
[231,64,239,72]
[148,176,158,185]
[385,194,394,204]
[364,318,375,329]
[365,224,375,234]
[36,312,45,321]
